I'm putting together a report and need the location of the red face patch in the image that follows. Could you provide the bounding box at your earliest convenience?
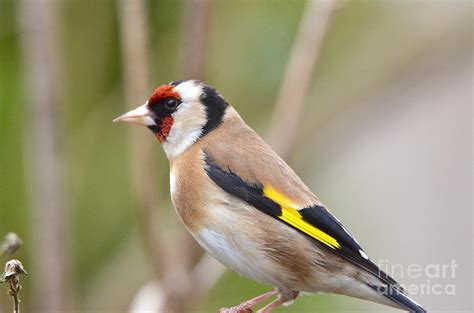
[155,116,174,143]
[148,85,180,143]
[149,85,181,104]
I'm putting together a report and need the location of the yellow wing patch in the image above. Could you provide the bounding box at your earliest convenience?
[263,186,341,249]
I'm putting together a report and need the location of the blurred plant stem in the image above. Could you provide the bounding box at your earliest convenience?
[268,0,337,159]
[17,0,70,312]
[182,0,209,80]
[1,233,22,257]
[117,0,166,278]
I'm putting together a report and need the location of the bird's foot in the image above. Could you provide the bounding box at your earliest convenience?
[256,290,299,313]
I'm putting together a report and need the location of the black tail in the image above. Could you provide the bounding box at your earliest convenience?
[368,284,426,313]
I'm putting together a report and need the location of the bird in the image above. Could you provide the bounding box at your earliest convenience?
[114,80,426,313]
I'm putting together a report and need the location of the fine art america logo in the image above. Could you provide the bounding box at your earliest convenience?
[377,259,457,296]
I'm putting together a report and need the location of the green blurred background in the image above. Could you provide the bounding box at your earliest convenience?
[0,0,472,312]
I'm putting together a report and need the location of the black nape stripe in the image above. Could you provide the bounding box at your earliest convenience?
[200,85,229,137]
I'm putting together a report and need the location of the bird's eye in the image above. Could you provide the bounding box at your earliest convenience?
[164,98,180,111]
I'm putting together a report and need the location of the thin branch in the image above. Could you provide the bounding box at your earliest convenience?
[267,0,338,159]
[2,260,28,313]
[191,253,226,293]
[117,0,166,276]
[17,0,69,311]
[182,0,209,80]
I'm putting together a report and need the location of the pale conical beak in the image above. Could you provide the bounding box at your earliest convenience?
[113,102,156,126]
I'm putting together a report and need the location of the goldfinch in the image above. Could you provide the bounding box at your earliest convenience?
[114,80,426,313]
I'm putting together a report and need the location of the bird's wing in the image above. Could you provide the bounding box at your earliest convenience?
[203,152,403,291]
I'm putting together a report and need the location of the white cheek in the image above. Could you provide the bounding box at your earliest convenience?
[163,127,203,159]
[162,101,206,159]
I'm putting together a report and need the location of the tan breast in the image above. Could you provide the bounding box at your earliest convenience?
[169,146,209,232]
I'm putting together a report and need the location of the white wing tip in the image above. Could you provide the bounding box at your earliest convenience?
[359,249,369,260]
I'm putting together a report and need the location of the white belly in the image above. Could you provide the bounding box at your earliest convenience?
[193,204,280,286]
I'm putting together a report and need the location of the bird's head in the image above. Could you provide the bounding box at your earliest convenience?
[114,80,229,158]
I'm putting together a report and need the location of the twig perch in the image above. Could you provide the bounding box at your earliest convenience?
[182,0,209,80]
[268,0,337,159]
[17,0,69,311]
[1,260,28,313]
